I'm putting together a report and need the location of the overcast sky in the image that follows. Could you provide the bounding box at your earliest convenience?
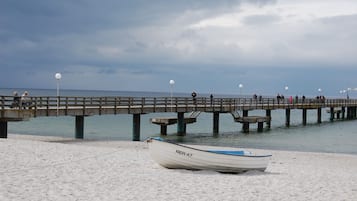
[1,0,357,97]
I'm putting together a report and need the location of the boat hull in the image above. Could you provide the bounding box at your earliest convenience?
[147,139,271,173]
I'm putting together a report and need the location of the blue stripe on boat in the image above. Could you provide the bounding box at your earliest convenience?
[208,150,246,156]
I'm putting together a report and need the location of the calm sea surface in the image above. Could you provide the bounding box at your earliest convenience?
[1,88,357,154]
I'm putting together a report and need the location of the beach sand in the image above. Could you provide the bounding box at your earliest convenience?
[1,134,357,201]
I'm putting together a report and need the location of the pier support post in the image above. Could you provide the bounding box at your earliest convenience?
[302,109,307,126]
[342,107,345,119]
[353,107,356,119]
[133,114,141,141]
[213,112,219,134]
[160,125,167,135]
[351,107,356,119]
[347,107,352,120]
[177,112,186,136]
[0,121,8,138]
[346,107,349,119]
[285,109,290,127]
[257,122,264,132]
[317,108,322,123]
[266,109,271,128]
[75,116,84,139]
[242,110,249,133]
[349,107,354,119]
[329,107,334,122]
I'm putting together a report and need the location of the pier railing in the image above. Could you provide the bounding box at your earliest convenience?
[2,95,357,118]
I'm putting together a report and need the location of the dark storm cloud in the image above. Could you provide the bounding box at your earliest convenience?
[0,0,274,69]
[0,0,276,37]
[1,0,356,95]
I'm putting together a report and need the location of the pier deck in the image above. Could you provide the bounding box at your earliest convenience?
[234,116,271,123]
[151,117,197,125]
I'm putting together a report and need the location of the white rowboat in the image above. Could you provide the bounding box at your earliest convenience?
[147,138,272,173]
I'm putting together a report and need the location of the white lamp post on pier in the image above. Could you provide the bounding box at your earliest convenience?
[55,73,62,116]
[238,84,243,97]
[169,79,175,112]
[347,88,351,99]
[284,86,289,94]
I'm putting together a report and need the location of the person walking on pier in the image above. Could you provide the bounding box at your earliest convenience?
[10,91,20,108]
[192,91,197,111]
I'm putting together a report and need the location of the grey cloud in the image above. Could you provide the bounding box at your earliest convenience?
[1,0,257,72]
[320,14,357,25]
[124,41,148,53]
[1,0,355,95]
[1,0,276,37]
[243,14,281,25]
[319,14,357,40]
[97,68,117,75]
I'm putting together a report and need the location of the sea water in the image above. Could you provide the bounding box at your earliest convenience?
[1,88,357,154]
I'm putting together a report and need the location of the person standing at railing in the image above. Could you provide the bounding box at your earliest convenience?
[21,91,31,109]
[277,94,281,104]
[192,91,197,105]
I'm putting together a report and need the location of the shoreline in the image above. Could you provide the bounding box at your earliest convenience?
[8,132,357,156]
[1,134,357,200]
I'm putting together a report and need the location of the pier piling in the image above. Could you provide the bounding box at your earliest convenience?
[285,109,291,127]
[133,114,141,141]
[352,107,357,119]
[242,110,249,133]
[342,107,345,119]
[160,125,167,135]
[0,121,7,138]
[177,112,185,136]
[302,109,307,126]
[347,107,352,119]
[317,108,322,123]
[257,122,264,132]
[75,116,84,139]
[213,112,219,134]
[266,110,271,128]
[330,107,334,121]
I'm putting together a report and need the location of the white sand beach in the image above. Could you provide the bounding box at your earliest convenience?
[1,134,357,201]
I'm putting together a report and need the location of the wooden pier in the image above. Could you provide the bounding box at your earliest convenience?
[1,95,357,140]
